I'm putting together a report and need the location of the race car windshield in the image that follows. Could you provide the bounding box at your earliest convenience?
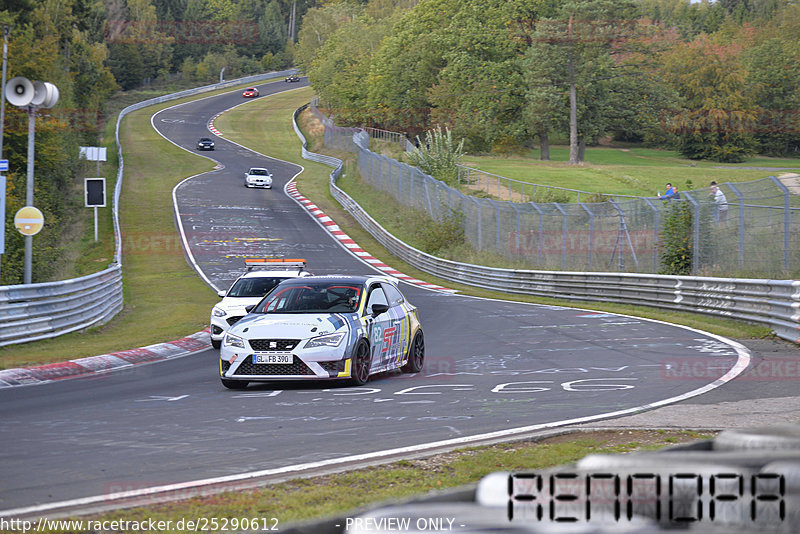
[254,283,362,314]
[227,277,286,298]
[248,169,269,175]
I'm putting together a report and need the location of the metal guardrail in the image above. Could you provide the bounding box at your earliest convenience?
[0,266,123,347]
[0,70,297,348]
[293,103,800,345]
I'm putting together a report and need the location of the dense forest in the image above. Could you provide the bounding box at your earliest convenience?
[299,0,800,161]
[0,0,798,284]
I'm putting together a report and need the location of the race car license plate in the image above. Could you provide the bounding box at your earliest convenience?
[253,353,292,364]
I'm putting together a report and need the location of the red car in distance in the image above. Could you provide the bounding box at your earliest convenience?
[242,87,259,98]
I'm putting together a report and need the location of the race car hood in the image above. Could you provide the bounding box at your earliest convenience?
[230,313,353,340]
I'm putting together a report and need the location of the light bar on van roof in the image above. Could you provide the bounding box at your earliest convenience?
[244,258,307,271]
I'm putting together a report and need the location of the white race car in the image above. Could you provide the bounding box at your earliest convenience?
[219,275,425,389]
[210,259,310,349]
[244,167,272,188]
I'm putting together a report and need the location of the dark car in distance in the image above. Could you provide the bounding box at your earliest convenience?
[285,74,300,82]
[197,138,215,151]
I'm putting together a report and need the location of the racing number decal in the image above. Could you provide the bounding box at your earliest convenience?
[371,323,383,345]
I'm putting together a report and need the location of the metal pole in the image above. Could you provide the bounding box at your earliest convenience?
[768,176,791,271]
[474,198,483,251]
[24,106,36,284]
[94,206,98,242]
[529,202,544,265]
[727,183,744,270]
[0,24,8,158]
[511,203,521,257]
[579,202,594,270]
[486,199,501,253]
[554,203,567,270]
[683,192,700,275]
[642,198,658,273]
[0,24,8,284]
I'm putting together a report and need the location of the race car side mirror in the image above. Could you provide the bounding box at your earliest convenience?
[245,305,256,313]
[371,304,389,317]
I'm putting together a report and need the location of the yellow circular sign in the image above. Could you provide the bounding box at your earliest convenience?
[14,206,44,236]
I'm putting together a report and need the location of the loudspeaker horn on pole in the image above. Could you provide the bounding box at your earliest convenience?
[5,76,34,107]
[46,83,60,108]
[34,81,59,108]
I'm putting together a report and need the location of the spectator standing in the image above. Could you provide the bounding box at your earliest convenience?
[710,181,728,223]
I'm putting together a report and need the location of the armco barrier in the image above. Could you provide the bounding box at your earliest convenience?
[293,104,800,345]
[0,70,296,347]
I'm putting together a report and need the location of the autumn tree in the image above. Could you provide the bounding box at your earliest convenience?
[660,32,758,161]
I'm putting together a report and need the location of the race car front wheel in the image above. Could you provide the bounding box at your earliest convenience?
[350,339,371,386]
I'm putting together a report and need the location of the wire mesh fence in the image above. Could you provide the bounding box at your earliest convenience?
[314,106,800,277]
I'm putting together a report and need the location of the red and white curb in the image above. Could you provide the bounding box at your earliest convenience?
[208,112,224,136]
[0,330,211,388]
[286,182,455,293]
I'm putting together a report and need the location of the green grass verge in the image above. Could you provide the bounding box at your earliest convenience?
[462,145,800,198]
[60,430,713,531]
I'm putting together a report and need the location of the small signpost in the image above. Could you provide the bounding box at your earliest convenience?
[84,178,106,242]
[14,206,44,236]
[80,146,107,243]
[79,146,106,175]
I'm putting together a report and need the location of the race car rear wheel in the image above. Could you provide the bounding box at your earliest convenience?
[350,339,371,386]
[221,378,248,390]
[401,331,425,373]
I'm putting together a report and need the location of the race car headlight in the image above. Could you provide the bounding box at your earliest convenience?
[304,332,345,348]
[223,333,246,349]
[212,306,226,317]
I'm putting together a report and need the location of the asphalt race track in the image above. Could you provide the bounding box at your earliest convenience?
[0,79,750,513]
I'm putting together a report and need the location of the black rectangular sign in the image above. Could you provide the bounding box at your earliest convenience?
[85,178,106,207]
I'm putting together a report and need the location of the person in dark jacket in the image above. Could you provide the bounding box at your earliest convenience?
[659,183,680,200]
